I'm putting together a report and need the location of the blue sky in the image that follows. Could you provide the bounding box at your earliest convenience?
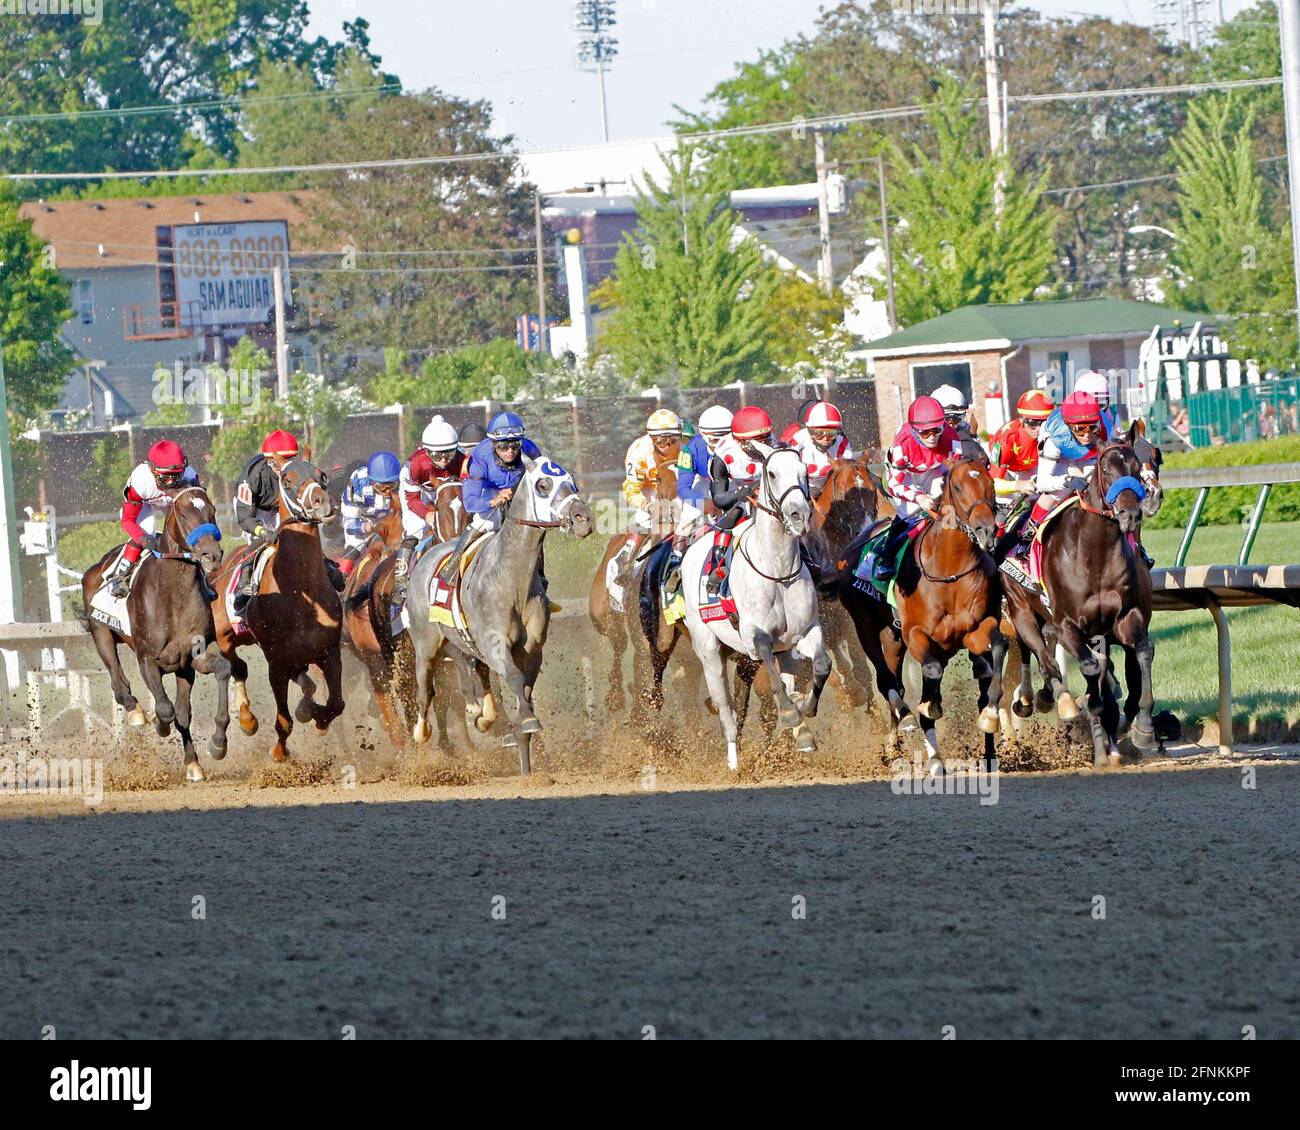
[306,1,1258,149]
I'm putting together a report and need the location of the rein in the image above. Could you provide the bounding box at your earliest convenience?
[916,465,994,585]
[736,527,804,584]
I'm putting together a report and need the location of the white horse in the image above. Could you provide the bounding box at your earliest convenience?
[681,446,832,770]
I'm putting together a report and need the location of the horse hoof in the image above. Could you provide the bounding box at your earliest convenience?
[1012,699,1033,719]
[919,701,943,721]
[704,696,719,716]
[271,745,290,763]
[978,706,1000,734]
[1093,750,1111,768]
[521,717,541,735]
[1034,690,1056,714]
[726,742,738,771]
[474,715,493,733]
[154,720,172,738]
[412,719,430,745]
[897,715,918,735]
[239,715,259,736]
[795,731,817,753]
[1057,693,1078,721]
[927,756,945,777]
[185,763,205,783]
[294,700,314,724]
[1130,724,1157,752]
[126,707,148,727]
[208,736,227,760]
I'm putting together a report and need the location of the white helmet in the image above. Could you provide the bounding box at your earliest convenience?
[421,414,459,453]
[646,408,682,436]
[1074,370,1111,406]
[932,384,969,413]
[698,405,733,435]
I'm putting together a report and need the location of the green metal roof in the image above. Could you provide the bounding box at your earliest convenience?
[862,298,1211,353]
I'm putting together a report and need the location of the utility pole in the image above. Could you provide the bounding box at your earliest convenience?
[875,155,898,333]
[1280,1,1300,354]
[534,189,549,356]
[272,264,288,398]
[0,342,25,689]
[574,2,619,144]
[982,2,1005,213]
[1189,0,1201,50]
[812,124,846,297]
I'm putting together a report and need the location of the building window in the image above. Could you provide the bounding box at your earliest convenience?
[77,279,94,325]
[1048,350,1069,383]
[911,361,972,402]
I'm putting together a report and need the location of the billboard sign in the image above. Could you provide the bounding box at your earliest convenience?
[168,220,290,328]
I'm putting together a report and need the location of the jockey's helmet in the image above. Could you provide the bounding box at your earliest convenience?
[646,408,681,437]
[458,421,487,454]
[731,405,773,442]
[262,429,299,458]
[1062,390,1102,426]
[804,400,843,430]
[421,415,459,453]
[367,451,402,484]
[1074,370,1111,407]
[907,395,945,431]
[932,384,969,419]
[1016,389,1054,421]
[487,411,526,441]
[147,440,187,488]
[698,404,733,437]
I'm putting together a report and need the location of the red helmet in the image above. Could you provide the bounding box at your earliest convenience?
[261,429,300,457]
[1061,391,1101,426]
[732,405,773,441]
[1017,389,1054,420]
[907,395,946,429]
[805,401,843,429]
[147,440,187,486]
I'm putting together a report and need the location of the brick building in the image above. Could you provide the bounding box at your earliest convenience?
[856,297,1207,440]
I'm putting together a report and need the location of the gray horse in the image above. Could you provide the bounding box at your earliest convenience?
[406,455,594,773]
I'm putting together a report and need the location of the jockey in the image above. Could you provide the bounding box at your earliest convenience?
[703,405,773,600]
[933,384,978,447]
[105,439,200,598]
[391,415,464,600]
[232,429,344,603]
[791,400,853,495]
[664,404,732,594]
[1040,370,1116,458]
[860,395,956,584]
[338,451,402,577]
[989,389,1054,517]
[609,408,683,587]
[1010,390,1103,559]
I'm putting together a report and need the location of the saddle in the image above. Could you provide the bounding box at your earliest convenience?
[998,494,1081,605]
[696,522,748,627]
[88,546,138,635]
[224,544,276,636]
[425,529,492,634]
[848,518,923,610]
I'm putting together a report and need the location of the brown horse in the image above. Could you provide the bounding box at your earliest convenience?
[839,457,1004,770]
[211,456,345,761]
[83,484,230,781]
[1000,431,1156,766]
[431,477,470,542]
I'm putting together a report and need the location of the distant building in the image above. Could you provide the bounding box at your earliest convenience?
[21,191,326,424]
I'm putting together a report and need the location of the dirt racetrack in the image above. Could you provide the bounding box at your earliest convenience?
[1,754,1297,1039]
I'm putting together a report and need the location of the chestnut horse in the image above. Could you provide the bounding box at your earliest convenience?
[83,484,229,781]
[211,456,345,761]
[1000,432,1156,766]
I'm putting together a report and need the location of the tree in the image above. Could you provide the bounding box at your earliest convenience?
[367,340,548,408]
[765,275,844,370]
[593,149,782,387]
[884,79,1057,326]
[1169,96,1297,369]
[0,186,75,416]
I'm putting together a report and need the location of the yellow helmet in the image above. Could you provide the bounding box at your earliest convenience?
[646,408,682,437]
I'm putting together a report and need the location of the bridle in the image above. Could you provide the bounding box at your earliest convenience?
[915,460,994,584]
[1078,443,1148,521]
[508,464,586,530]
[279,463,330,525]
[738,447,809,584]
[158,484,221,565]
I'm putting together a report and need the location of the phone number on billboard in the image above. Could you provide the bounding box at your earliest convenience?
[175,237,287,279]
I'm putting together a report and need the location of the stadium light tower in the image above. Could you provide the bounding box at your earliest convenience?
[574,0,618,143]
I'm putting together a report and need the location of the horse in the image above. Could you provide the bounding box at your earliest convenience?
[210,456,345,762]
[407,455,594,774]
[680,446,831,770]
[1000,430,1157,766]
[82,484,230,782]
[431,477,470,542]
[891,457,1005,772]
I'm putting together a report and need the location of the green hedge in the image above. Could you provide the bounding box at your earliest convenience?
[1148,436,1300,529]
[58,521,125,573]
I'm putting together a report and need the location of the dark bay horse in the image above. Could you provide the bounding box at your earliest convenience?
[211,456,345,762]
[1001,431,1156,766]
[83,484,230,781]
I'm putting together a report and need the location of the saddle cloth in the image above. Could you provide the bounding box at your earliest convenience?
[696,520,750,626]
[999,493,1082,603]
[224,543,277,635]
[425,529,492,632]
[849,517,926,610]
[87,546,141,635]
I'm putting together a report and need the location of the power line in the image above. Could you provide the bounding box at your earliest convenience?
[7,75,1286,184]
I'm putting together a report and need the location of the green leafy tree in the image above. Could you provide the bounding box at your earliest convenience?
[594,149,781,386]
[0,186,75,416]
[1169,95,1297,369]
[766,275,844,370]
[368,339,545,408]
[885,79,1057,326]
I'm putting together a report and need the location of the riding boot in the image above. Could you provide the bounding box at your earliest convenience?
[107,552,137,599]
[869,517,910,583]
[324,557,347,592]
[663,534,687,597]
[611,531,643,586]
[704,531,733,601]
[391,536,419,605]
[1136,541,1155,569]
[438,527,472,587]
[1012,517,1040,562]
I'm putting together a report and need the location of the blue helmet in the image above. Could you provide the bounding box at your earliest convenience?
[487,411,526,440]
[367,451,402,484]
